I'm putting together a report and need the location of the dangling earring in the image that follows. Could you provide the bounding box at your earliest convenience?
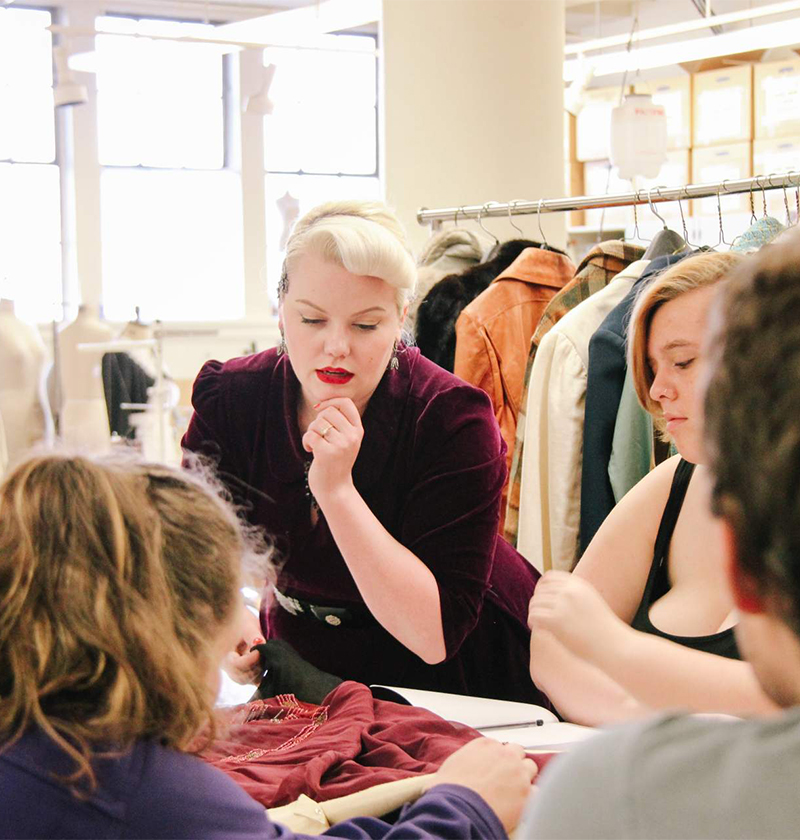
[277,333,287,356]
[389,340,399,371]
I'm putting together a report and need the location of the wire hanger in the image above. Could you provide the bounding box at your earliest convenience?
[643,186,689,259]
[452,206,463,228]
[715,181,733,248]
[477,202,500,247]
[507,199,525,236]
[631,191,651,244]
[647,187,668,230]
[536,199,549,249]
[757,174,769,218]
[748,179,758,226]
[676,187,701,249]
[779,173,793,227]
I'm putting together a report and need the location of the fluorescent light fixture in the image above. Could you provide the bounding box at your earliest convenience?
[565,0,800,55]
[565,17,800,81]
[216,0,380,47]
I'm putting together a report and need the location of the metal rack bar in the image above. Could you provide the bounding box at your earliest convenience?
[416,172,800,227]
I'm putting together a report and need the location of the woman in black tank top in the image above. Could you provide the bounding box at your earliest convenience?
[629,459,739,659]
[528,253,771,726]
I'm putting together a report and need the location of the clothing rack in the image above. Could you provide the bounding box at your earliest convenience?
[416,172,800,228]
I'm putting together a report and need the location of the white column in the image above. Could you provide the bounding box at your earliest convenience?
[381,0,566,253]
[238,48,274,324]
[61,3,103,310]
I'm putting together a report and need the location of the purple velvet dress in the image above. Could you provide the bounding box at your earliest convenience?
[183,347,545,704]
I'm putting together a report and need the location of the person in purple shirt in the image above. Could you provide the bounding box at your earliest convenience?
[182,199,545,704]
[0,451,536,839]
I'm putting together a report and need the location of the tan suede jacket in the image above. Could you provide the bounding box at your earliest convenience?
[454,247,575,529]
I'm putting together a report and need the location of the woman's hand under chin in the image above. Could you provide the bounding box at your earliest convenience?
[528,571,630,666]
[302,397,364,503]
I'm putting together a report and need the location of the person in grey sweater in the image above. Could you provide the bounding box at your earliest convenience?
[522,231,800,840]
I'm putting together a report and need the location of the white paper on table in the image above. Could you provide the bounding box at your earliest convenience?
[373,686,558,730]
[480,721,596,751]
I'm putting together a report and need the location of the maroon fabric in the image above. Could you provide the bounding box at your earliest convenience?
[203,681,484,808]
[183,346,547,705]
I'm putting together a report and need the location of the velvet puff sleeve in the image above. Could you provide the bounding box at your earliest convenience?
[182,359,252,505]
[400,384,507,660]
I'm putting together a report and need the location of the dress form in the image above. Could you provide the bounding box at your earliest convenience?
[117,320,181,465]
[0,298,52,468]
[58,304,113,452]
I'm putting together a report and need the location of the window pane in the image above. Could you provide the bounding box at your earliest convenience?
[264,35,377,175]
[96,17,224,169]
[101,169,245,321]
[0,163,62,323]
[264,173,380,301]
[0,8,54,163]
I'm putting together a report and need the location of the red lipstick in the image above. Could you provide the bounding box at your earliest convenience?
[316,368,354,385]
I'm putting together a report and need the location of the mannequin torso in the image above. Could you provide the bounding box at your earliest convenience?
[0,299,52,466]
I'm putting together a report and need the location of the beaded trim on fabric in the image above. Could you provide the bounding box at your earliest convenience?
[221,694,329,764]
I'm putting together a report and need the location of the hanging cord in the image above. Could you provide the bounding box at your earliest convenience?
[598,10,639,241]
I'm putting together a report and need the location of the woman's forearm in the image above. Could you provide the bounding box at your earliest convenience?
[319,483,447,664]
[530,630,651,726]
[598,626,778,716]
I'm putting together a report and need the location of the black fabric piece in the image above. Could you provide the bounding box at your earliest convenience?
[101,351,155,439]
[250,639,344,704]
[629,459,740,659]
[368,686,412,705]
[414,239,566,372]
[578,253,692,555]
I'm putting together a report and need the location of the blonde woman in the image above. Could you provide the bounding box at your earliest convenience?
[528,251,777,726]
[183,200,544,704]
[0,453,535,839]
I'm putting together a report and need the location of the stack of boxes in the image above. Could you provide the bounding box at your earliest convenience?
[567,55,800,235]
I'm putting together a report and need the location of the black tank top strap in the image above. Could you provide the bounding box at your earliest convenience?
[653,458,696,572]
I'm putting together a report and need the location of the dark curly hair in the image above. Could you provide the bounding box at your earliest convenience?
[704,231,800,633]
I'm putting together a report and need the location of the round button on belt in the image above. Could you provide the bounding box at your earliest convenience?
[325,614,342,626]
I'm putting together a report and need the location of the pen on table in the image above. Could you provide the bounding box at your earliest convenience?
[477,719,547,732]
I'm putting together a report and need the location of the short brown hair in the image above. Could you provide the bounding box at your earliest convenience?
[704,232,800,634]
[628,251,743,433]
[0,452,271,789]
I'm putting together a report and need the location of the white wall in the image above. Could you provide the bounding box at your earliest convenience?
[382,0,567,253]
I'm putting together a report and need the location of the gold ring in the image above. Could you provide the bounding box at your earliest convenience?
[320,425,333,438]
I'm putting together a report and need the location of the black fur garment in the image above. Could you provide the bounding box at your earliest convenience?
[414,239,566,372]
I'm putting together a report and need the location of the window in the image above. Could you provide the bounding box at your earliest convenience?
[0,7,63,324]
[263,34,380,296]
[96,15,245,321]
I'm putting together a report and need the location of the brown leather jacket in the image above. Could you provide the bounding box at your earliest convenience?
[454,247,575,529]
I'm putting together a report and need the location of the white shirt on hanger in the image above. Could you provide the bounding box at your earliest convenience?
[517,259,650,573]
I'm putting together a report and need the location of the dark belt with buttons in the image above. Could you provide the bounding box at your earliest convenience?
[273,587,375,629]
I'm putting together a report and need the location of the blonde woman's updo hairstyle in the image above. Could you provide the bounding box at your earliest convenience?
[0,452,271,790]
[280,199,418,316]
[627,251,743,433]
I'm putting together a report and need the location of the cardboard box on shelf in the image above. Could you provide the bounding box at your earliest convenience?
[635,75,692,150]
[691,142,752,216]
[754,58,800,140]
[576,87,620,162]
[693,65,752,147]
[752,137,800,220]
